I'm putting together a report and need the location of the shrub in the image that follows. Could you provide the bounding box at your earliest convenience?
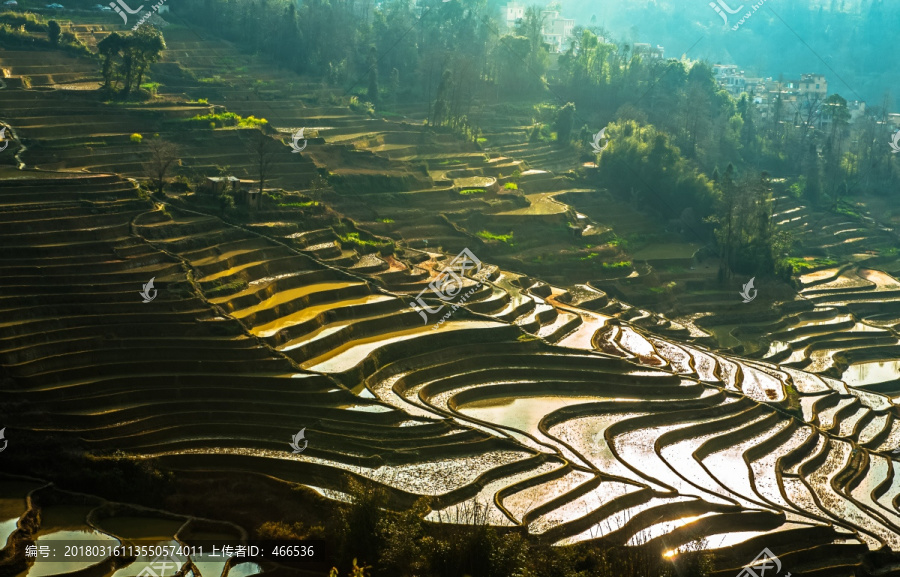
[238,115,267,128]
[338,231,385,251]
[602,260,632,270]
[185,111,242,128]
[257,521,325,541]
[47,19,60,44]
[337,478,388,568]
[278,201,318,208]
[206,279,247,298]
[140,82,160,96]
[0,11,47,32]
[349,96,375,116]
[130,133,143,144]
[503,182,518,190]
[477,230,513,244]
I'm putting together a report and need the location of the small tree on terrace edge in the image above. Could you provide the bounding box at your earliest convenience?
[143,138,181,196]
[554,102,576,145]
[98,32,124,91]
[251,130,277,195]
[97,26,166,97]
[47,20,61,45]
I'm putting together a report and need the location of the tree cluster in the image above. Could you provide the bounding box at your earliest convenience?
[97,26,166,97]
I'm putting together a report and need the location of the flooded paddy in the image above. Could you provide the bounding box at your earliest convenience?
[458,395,619,436]
[253,294,394,337]
[94,516,184,541]
[842,359,900,387]
[228,282,365,317]
[527,481,643,535]
[0,480,43,547]
[301,320,504,372]
[28,529,119,577]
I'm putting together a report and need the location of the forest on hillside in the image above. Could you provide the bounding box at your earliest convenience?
[115,0,900,279]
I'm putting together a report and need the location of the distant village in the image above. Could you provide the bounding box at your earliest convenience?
[500,1,899,132]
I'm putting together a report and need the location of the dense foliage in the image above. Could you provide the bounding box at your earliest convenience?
[326,478,712,577]
[98,26,166,96]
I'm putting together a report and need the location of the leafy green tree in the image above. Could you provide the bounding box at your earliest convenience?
[713,169,791,279]
[97,28,165,97]
[804,142,821,205]
[515,5,545,52]
[737,94,759,160]
[97,32,123,90]
[431,70,452,126]
[126,26,166,96]
[389,68,400,102]
[47,20,60,45]
[367,46,378,104]
[554,102,576,145]
[595,120,718,225]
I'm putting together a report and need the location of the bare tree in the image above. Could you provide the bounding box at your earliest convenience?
[250,131,278,194]
[142,138,180,196]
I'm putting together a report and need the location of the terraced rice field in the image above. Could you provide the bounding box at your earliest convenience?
[676,196,900,389]
[3,170,900,575]
[2,17,900,577]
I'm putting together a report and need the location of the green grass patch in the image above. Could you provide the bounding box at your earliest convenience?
[0,11,47,32]
[602,260,632,270]
[183,111,267,128]
[378,218,394,223]
[781,257,838,274]
[460,189,485,195]
[477,230,513,244]
[608,235,628,249]
[834,202,863,219]
[239,115,267,128]
[503,182,518,190]
[338,231,383,248]
[206,279,248,298]
[278,201,318,208]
